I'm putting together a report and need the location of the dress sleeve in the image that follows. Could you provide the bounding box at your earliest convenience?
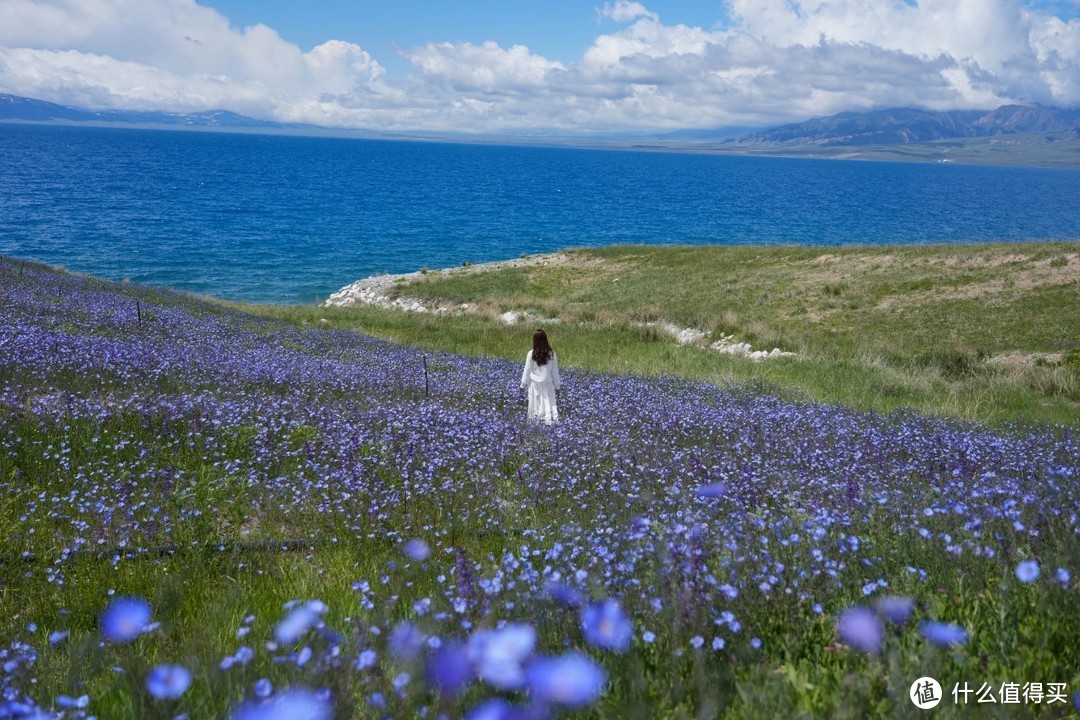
[520,351,532,388]
[551,352,561,389]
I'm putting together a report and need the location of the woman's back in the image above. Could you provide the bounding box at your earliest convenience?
[520,330,561,423]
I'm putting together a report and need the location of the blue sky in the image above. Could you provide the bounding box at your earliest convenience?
[1,1,1079,134]
[199,0,731,76]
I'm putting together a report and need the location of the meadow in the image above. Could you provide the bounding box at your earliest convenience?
[1,253,1078,719]
[279,243,1080,428]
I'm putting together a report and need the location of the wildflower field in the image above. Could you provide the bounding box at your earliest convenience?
[1,258,1078,719]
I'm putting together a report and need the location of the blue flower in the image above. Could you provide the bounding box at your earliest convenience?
[465,699,520,720]
[389,621,426,661]
[100,596,152,643]
[544,581,584,607]
[919,621,969,647]
[403,539,430,561]
[231,687,332,720]
[1056,567,1071,585]
[354,649,377,671]
[254,679,273,699]
[275,605,319,645]
[1015,560,1040,583]
[580,599,632,653]
[875,596,915,626]
[467,623,536,690]
[837,606,883,654]
[526,653,606,708]
[146,664,192,700]
[426,643,473,694]
[56,695,89,710]
[694,482,727,498]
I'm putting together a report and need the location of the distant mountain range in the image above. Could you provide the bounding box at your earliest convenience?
[726,105,1080,147]
[3,93,1079,165]
[0,93,289,129]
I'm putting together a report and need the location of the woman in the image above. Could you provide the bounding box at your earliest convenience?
[520,329,561,423]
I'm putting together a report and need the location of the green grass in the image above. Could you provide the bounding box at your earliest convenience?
[244,243,1080,427]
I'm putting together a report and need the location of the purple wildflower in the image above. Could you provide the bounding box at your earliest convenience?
[354,649,377,671]
[580,599,632,653]
[920,621,969,647]
[254,679,273,699]
[231,687,332,720]
[837,606,883,654]
[100,597,152,643]
[389,621,426,661]
[1015,560,1040,583]
[403,539,430,561]
[875,596,915,626]
[465,699,521,720]
[544,581,584,607]
[56,695,89,710]
[467,623,536,690]
[146,664,192,700]
[275,605,319,645]
[694,482,727,498]
[526,653,607,708]
[426,643,473,694]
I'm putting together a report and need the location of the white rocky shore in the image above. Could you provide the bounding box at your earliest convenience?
[324,253,798,361]
[323,253,566,313]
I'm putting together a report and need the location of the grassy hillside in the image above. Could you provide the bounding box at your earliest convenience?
[255,243,1080,427]
[3,257,1079,718]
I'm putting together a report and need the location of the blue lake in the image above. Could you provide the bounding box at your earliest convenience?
[1,123,1078,303]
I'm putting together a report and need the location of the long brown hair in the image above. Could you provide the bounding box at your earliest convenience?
[532,329,554,366]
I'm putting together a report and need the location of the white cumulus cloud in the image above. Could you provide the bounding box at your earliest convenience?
[406,41,564,93]
[0,0,386,116]
[601,1,660,23]
[1,0,1078,132]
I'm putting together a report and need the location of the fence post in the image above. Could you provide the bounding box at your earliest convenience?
[137,301,142,326]
[423,355,429,398]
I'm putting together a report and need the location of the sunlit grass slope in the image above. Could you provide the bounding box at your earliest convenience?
[256,243,1080,427]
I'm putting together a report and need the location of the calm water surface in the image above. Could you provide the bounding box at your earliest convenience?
[1,124,1078,303]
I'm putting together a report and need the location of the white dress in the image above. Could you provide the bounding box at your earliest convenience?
[520,350,561,423]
